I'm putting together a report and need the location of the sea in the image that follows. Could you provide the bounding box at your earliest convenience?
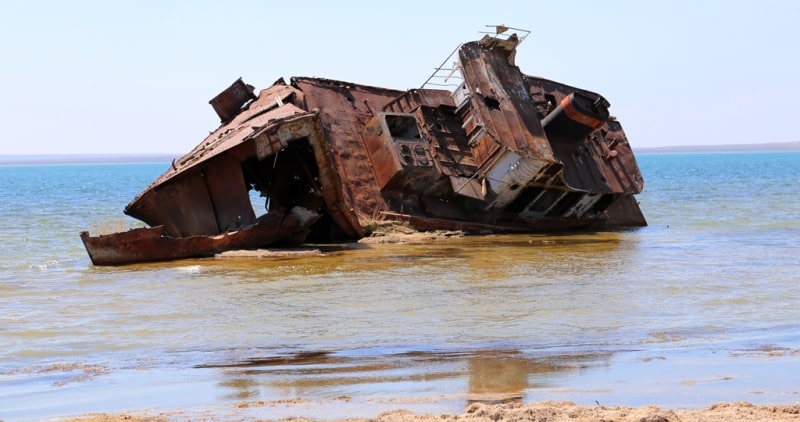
[1,151,799,420]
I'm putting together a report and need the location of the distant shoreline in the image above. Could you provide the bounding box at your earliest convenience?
[2,142,798,165]
[0,154,179,165]
[635,141,800,153]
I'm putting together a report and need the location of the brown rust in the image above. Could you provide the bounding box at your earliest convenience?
[80,209,316,266]
[81,28,647,265]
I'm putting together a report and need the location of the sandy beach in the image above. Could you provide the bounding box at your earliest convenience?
[62,401,800,421]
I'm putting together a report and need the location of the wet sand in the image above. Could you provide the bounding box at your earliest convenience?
[44,345,800,422]
[62,401,800,421]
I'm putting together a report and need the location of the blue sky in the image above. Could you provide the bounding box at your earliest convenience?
[1,1,798,154]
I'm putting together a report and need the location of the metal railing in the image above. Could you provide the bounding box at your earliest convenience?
[420,25,531,90]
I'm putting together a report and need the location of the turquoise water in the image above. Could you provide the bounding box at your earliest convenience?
[1,152,799,420]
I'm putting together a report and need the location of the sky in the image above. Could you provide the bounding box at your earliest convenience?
[1,0,798,155]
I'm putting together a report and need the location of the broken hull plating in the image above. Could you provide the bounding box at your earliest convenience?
[81,33,646,265]
[80,210,318,266]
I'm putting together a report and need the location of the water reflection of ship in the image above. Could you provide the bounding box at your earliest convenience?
[467,350,597,405]
[467,351,532,404]
[208,349,614,407]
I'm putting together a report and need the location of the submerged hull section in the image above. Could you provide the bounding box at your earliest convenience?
[81,30,646,265]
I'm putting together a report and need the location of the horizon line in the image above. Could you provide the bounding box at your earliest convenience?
[2,141,799,165]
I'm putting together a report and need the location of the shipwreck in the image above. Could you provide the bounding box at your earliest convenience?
[81,27,646,266]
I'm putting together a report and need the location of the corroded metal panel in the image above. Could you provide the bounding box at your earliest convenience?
[291,77,405,218]
[209,78,256,123]
[383,89,454,114]
[362,114,404,190]
[137,171,219,237]
[415,105,476,179]
[457,40,553,163]
[363,112,440,192]
[204,154,255,231]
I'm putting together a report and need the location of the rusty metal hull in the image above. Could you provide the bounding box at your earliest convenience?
[81,30,646,265]
[81,210,317,266]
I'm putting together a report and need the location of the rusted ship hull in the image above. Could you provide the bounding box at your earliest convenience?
[80,209,319,266]
[81,28,646,265]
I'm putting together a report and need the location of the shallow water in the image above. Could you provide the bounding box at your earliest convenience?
[1,152,799,420]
